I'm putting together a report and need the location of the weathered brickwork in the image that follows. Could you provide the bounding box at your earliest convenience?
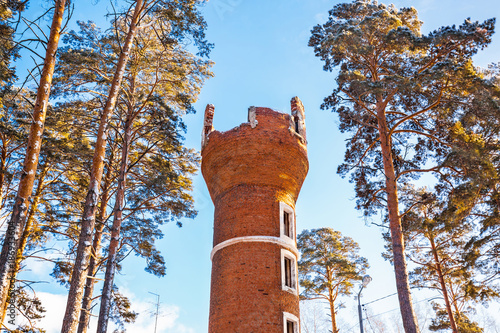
[202,99,308,332]
[210,243,300,332]
[202,104,215,149]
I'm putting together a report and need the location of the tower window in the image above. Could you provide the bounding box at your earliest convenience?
[281,249,297,294]
[279,202,295,240]
[294,117,299,133]
[283,312,299,333]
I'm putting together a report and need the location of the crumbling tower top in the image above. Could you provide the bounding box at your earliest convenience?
[201,96,308,203]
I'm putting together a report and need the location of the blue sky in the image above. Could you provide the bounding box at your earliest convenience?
[13,0,500,332]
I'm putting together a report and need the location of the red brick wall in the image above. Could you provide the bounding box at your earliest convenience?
[209,243,300,332]
[202,107,308,332]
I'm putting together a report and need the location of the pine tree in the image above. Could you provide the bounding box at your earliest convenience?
[0,0,67,321]
[58,2,212,331]
[59,3,146,330]
[309,1,495,331]
[0,89,95,328]
[77,141,117,333]
[0,0,30,214]
[298,228,369,333]
[93,16,210,332]
[0,0,26,107]
[0,89,34,216]
[455,64,500,296]
[390,187,499,332]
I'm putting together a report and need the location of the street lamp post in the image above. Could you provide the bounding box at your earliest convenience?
[357,275,372,333]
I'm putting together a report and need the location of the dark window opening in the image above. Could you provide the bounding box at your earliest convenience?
[286,320,295,333]
[294,117,299,133]
[284,257,292,288]
[283,211,291,237]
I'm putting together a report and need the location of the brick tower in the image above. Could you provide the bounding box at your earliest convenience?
[201,97,308,332]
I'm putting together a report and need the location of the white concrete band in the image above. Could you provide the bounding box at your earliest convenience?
[210,235,299,261]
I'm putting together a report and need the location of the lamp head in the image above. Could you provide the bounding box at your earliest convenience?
[362,275,372,288]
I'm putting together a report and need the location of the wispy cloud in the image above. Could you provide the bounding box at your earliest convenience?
[23,290,194,333]
[35,292,67,332]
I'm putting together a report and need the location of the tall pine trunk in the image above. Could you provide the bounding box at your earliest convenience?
[0,0,66,317]
[0,162,48,324]
[77,155,114,333]
[376,102,420,333]
[61,2,144,331]
[326,268,338,333]
[96,117,132,333]
[0,136,7,202]
[428,232,458,333]
[328,291,338,333]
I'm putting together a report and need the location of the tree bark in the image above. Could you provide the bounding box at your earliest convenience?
[428,232,458,333]
[376,103,420,333]
[77,154,114,333]
[61,2,144,332]
[329,294,338,333]
[326,268,338,333]
[0,0,66,319]
[96,116,132,333]
[0,136,7,202]
[0,162,48,324]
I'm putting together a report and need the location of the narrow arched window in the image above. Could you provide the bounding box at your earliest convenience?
[281,249,298,294]
[283,312,299,333]
[280,202,295,240]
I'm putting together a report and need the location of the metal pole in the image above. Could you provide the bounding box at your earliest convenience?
[358,286,364,333]
[149,292,160,333]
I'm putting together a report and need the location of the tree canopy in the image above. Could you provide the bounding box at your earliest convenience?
[309,0,496,331]
[0,0,213,331]
[298,228,369,333]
